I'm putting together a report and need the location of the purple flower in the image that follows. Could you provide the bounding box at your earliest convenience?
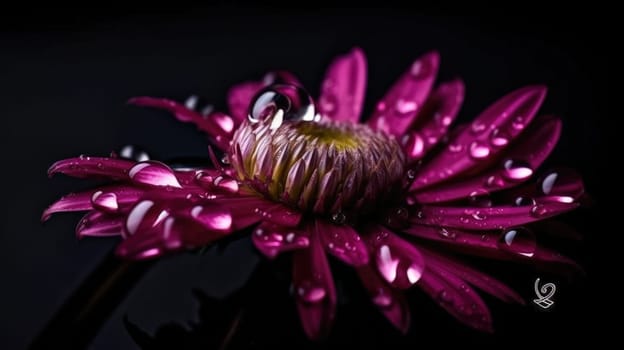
[43,48,584,339]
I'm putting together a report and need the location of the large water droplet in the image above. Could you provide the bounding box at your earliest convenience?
[248,84,317,126]
[296,281,327,303]
[469,189,492,207]
[213,175,239,193]
[514,196,536,207]
[502,159,533,181]
[469,141,491,159]
[489,128,509,147]
[129,161,181,188]
[118,144,150,162]
[91,191,119,213]
[537,169,581,203]
[402,133,425,159]
[497,227,536,257]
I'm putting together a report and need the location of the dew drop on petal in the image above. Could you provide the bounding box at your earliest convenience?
[514,196,536,207]
[449,143,463,153]
[530,204,548,218]
[331,212,346,225]
[485,175,505,188]
[489,128,509,147]
[537,169,580,203]
[438,227,457,240]
[118,144,150,162]
[372,288,393,307]
[402,133,425,159]
[497,227,536,257]
[511,115,525,130]
[471,121,486,134]
[91,191,119,213]
[469,141,491,159]
[126,200,155,236]
[502,159,533,181]
[469,189,492,207]
[249,84,316,124]
[296,281,327,303]
[395,99,419,115]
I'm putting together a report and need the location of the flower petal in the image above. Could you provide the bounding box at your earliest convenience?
[368,51,439,136]
[317,220,369,266]
[412,86,547,190]
[318,47,367,123]
[227,71,301,123]
[128,97,233,150]
[364,226,425,289]
[213,195,275,230]
[42,185,145,221]
[418,265,493,332]
[251,222,310,259]
[411,202,578,230]
[76,211,124,238]
[255,203,303,227]
[293,226,336,339]
[403,224,580,271]
[421,249,524,304]
[357,265,410,333]
[48,156,135,179]
[402,79,464,162]
[413,115,561,203]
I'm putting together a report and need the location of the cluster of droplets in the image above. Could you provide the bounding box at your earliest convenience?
[248,84,320,129]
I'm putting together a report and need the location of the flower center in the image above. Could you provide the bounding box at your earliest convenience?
[228,84,405,221]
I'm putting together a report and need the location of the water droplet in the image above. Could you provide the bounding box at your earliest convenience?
[530,204,548,217]
[249,84,316,125]
[376,244,423,287]
[469,141,490,159]
[372,289,393,307]
[485,175,504,188]
[376,101,387,112]
[514,196,536,207]
[285,232,295,243]
[297,282,326,303]
[406,169,416,180]
[221,155,230,165]
[511,115,525,130]
[502,159,533,181]
[402,133,425,159]
[489,128,509,147]
[129,161,181,188]
[468,189,492,207]
[395,99,418,115]
[471,211,485,221]
[185,95,198,110]
[435,112,452,126]
[213,175,239,193]
[497,227,536,257]
[331,212,346,225]
[537,169,580,203]
[118,144,150,162]
[438,227,456,240]
[126,200,156,236]
[471,121,486,134]
[410,61,423,78]
[437,290,452,303]
[194,171,213,188]
[449,143,463,153]
[91,191,119,212]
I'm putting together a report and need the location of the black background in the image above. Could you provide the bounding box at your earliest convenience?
[0,4,609,349]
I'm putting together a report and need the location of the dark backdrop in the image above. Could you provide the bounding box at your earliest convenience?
[0,5,609,349]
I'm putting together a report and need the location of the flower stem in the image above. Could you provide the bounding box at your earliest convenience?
[29,249,155,349]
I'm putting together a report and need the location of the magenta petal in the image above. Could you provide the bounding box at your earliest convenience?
[48,157,134,180]
[251,222,310,259]
[128,161,182,188]
[403,224,580,270]
[368,51,439,136]
[293,225,336,339]
[254,204,303,227]
[365,226,425,289]
[128,97,233,150]
[419,266,493,332]
[411,202,578,230]
[357,265,410,333]
[227,71,300,123]
[42,191,93,221]
[213,195,274,230]
[42,185,145,220]
[412,86,547,190]
[76,211,124,238]
[318,47,367,123]
[421,249,524,304]
[402,79,464,162]
[414,115,561,203]
[317,220,369,266]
